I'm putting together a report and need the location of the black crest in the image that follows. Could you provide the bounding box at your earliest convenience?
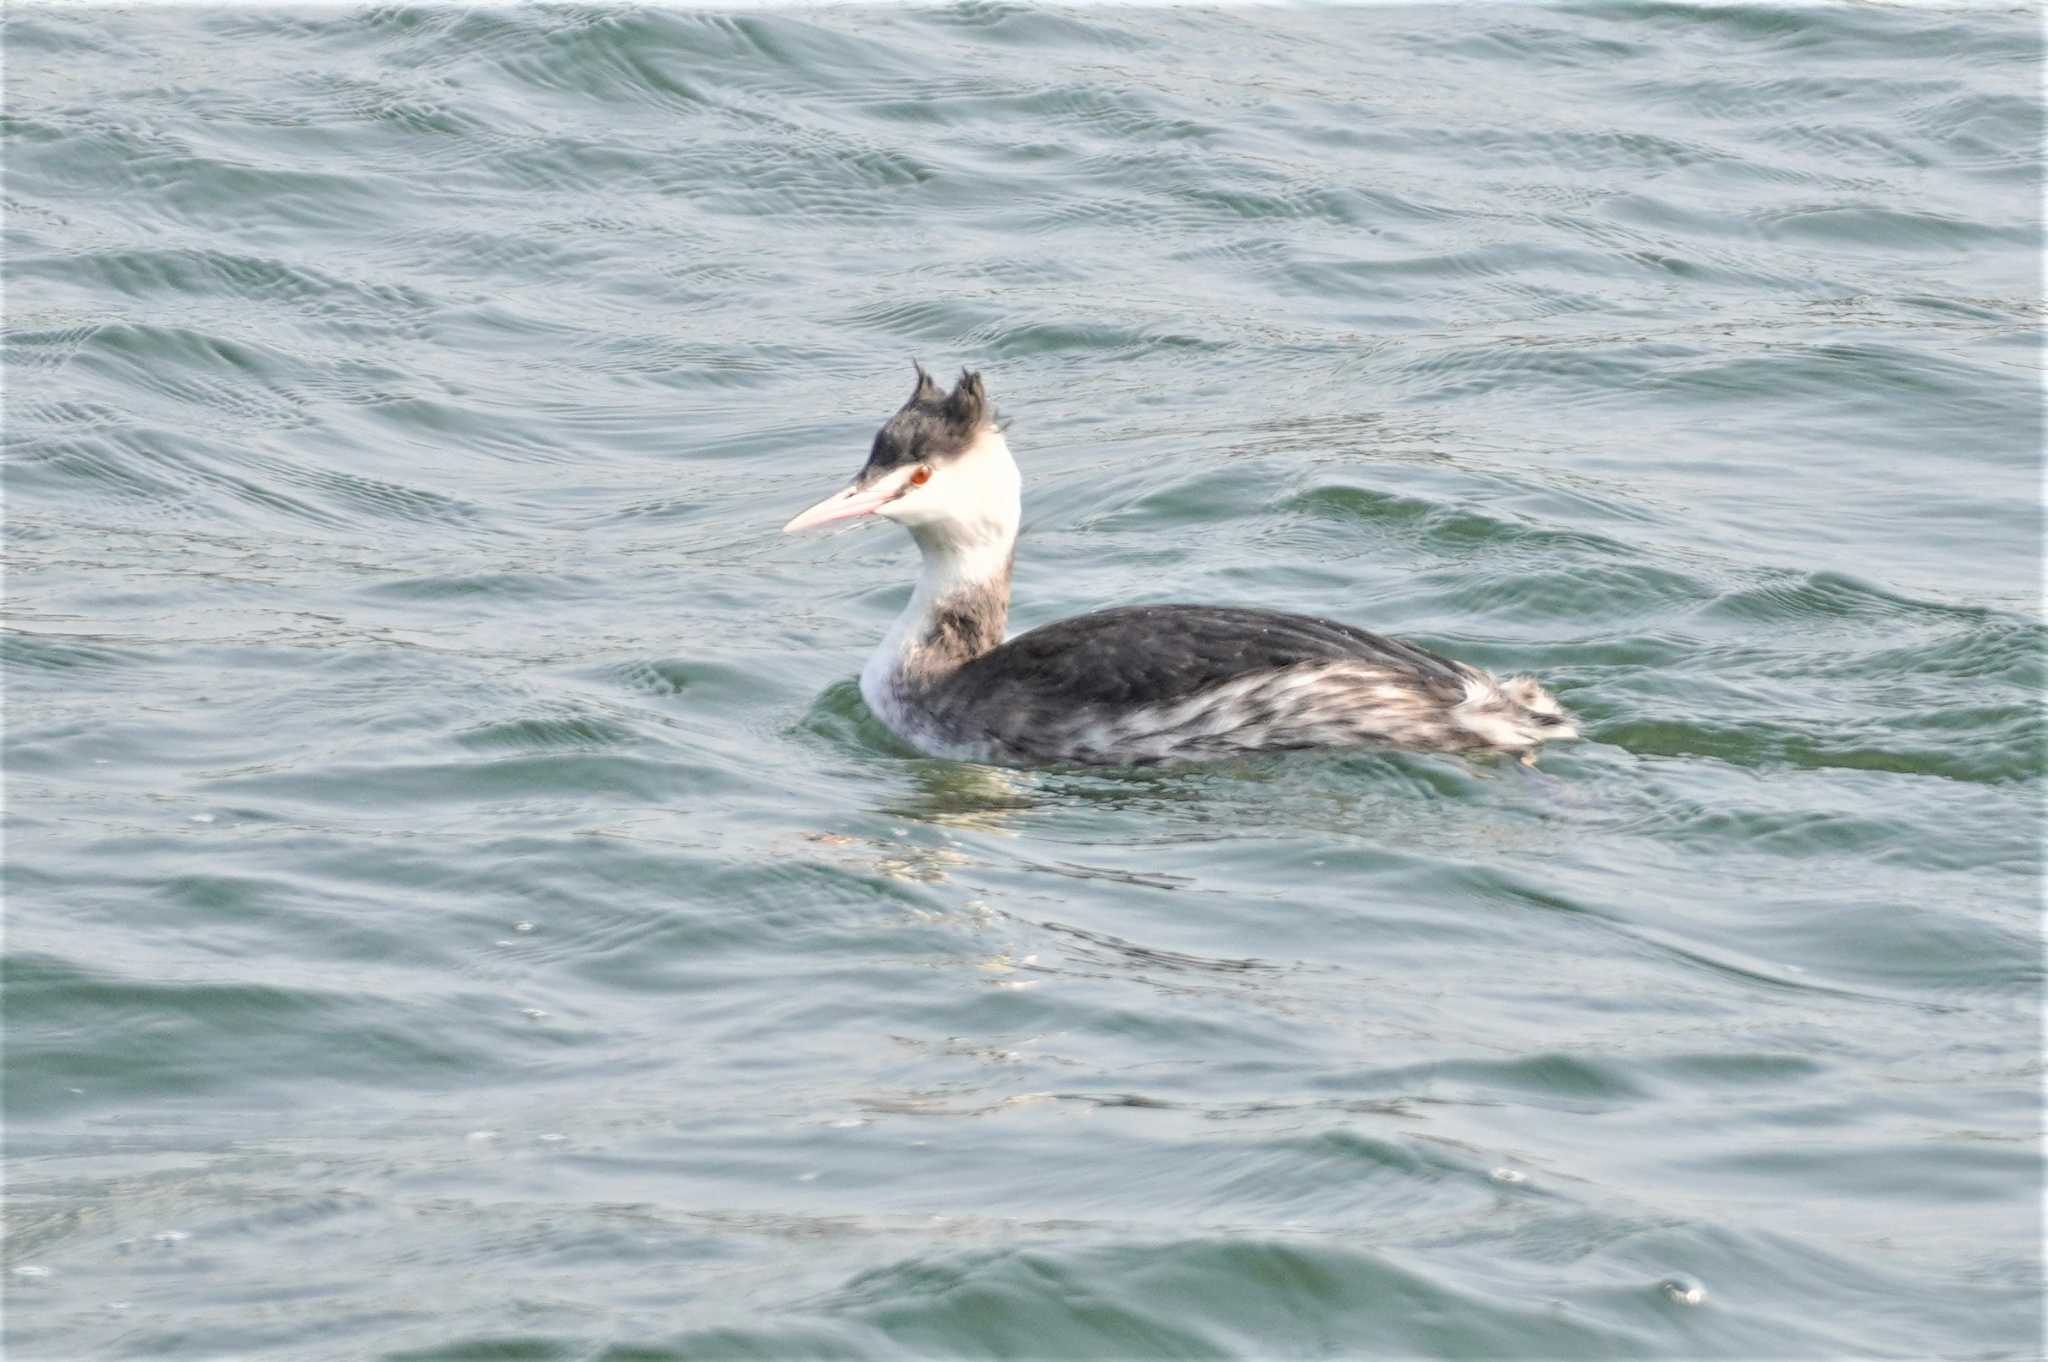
[863,363,993,475]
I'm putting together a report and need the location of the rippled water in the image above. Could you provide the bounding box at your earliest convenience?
[5,5,2042,1358]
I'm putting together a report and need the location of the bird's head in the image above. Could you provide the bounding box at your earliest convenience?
[783,365,1020,557]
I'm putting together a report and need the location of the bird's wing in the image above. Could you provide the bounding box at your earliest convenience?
[943,604,1471,715]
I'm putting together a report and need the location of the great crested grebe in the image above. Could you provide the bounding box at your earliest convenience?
[784,366,1577,768]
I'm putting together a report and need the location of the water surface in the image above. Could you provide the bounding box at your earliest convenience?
[4,5,2042,1358]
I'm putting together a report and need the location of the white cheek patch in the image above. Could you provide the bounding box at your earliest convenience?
[886,429,1020,544]
[918,468,982,522]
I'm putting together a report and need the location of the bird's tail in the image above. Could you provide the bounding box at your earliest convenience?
[1451,670,1579,760]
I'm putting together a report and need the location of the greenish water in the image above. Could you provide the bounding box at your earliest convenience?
[4,4,2041,1358]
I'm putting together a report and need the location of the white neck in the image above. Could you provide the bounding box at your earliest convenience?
[906,523,1016,604]
[860,429,1020,712]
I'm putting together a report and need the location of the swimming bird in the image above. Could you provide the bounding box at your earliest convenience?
[783,366,1578,768]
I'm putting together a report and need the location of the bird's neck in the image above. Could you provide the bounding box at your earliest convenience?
[865,526,1014,701]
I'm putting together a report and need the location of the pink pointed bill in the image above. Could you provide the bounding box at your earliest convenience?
[782,469,911,533]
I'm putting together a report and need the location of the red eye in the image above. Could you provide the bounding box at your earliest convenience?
[909,466,932,486]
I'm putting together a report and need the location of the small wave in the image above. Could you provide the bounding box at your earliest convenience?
[204,750,716,813]
[4,948,513,1104]
[483,13,714,114]
[454,713,636,754]
[0,630,151,684]
[1750,203,2031,251]
[1698,570,2004,628]
[362,571,590,605]
[925,2,1155,54]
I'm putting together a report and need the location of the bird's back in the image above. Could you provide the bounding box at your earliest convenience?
[914,604,1506,766]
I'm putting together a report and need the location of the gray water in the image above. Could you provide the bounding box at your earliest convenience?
[4,5,2042,1359]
